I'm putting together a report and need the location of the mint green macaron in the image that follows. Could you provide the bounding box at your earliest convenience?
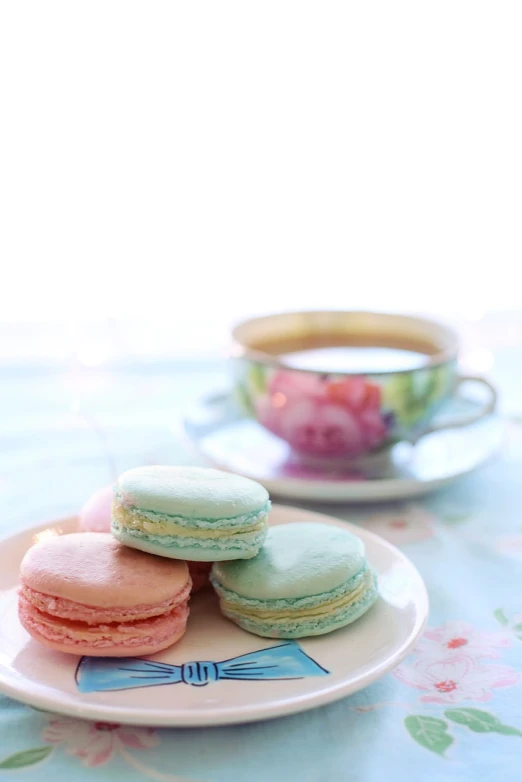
[111,466,270,561]
[211,522,378,638]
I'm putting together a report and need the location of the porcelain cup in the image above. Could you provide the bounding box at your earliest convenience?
[231,311,497,464]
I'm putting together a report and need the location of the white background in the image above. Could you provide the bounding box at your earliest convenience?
[1,2,521,361]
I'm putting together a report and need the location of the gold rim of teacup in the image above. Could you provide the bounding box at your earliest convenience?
[231,310,458,376]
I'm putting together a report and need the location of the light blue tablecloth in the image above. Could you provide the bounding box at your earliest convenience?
[1,359,522,781]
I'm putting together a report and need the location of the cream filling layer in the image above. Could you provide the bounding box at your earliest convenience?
[20,583,190,624]
[222,570,374,623]
[19,595,189,645]
[113,504,268,539]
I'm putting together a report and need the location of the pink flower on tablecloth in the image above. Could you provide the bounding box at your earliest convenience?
[495,534,522,562]
[394,654,520,704]
[362,505,435,545]
[256,371,389,458]
[419,620,512,660]
[43,717,159,767]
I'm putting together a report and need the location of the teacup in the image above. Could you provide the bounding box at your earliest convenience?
[231,311,497,464]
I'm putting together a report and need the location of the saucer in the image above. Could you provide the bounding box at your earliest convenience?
[183,393,505,503]
[0,506,427,726]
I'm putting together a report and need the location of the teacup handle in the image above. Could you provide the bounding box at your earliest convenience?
[416,375,498,439]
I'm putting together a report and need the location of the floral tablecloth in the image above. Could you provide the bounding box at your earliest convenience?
[1,352,522,781]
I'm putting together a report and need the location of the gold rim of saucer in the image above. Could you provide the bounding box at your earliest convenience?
[231,310,458,376]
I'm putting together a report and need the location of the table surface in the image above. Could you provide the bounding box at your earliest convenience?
[1,346,522,781]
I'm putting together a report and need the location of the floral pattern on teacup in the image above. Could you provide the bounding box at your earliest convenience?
[382,364,453,430]
[234,356,456,458]
[255,371,391,458]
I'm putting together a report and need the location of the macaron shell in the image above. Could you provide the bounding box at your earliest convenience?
[116,466,269,518]
[27,626,187,658]
[78,486,113,533]
[19,596,189,657]
[111,527,261,561]
[20,533,190,608]
[212,522,366,599]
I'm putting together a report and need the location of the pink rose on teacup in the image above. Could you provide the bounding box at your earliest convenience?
[255,370,389,458]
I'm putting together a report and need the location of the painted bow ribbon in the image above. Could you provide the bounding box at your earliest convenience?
[76,642,329,693]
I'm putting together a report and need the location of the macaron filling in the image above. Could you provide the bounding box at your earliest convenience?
[218,581,378,638]
[113,495,271,531]
[212,567,377,629]
[211,565,369,611]
[211,568,378,638]
[20,580,191,624]
[19,594,189,650]
[112,501,270,552]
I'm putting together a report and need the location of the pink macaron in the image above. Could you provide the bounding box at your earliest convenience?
[78,486,113,533]
[19,533,191,657]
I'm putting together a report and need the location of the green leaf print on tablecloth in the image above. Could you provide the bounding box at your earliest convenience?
[404,716,453,756]
[0,746,53,769]
[493,608,509,626]
[405,710,522,756]
[445,708,522,736]
[493,607,522,641]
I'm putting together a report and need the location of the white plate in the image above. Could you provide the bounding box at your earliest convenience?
[183,393,504,502]
[0,506,428,727]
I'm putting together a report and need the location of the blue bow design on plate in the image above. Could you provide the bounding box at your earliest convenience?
[76,642,330,693]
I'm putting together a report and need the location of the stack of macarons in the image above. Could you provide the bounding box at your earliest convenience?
[78,484,217,592]
[78,467,271,592]
[19,465,378,657]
